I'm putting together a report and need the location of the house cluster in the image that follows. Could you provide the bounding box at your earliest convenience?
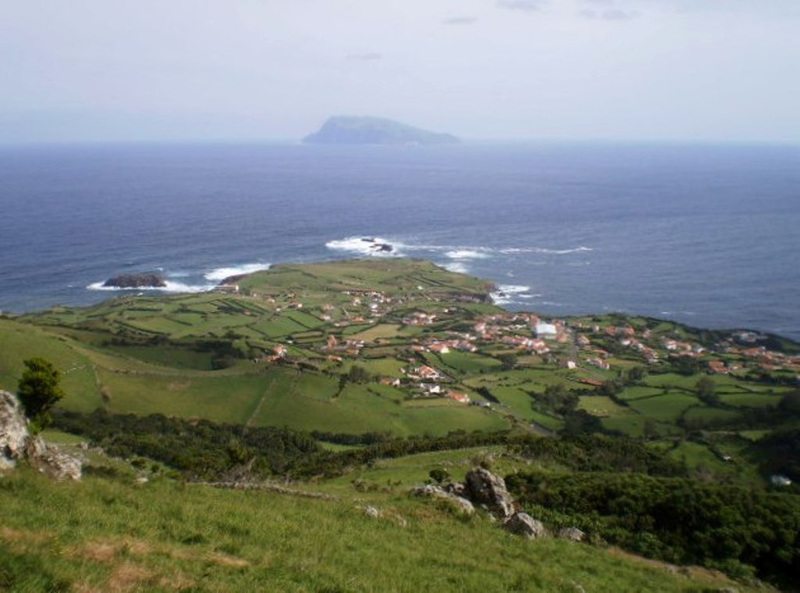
[425,336,478,354]
[402,311,437,326]
[501,335,550,354]
[471,313,569,347]
[323,334,365,358]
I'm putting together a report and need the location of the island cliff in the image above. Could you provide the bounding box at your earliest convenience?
[303,116,460,145]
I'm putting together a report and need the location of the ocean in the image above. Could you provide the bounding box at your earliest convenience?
[1,141,798,340]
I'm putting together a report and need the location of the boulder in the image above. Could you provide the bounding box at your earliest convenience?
[0,390,81,480]
[0,390,29,469]
[26,435,82,481]
[364,506,381,519]
[557,527,586,542]
[464,467,515,518]
[412,484,475,516]
[504,512,547,539]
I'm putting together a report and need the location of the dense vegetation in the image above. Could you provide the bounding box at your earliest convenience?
[52,409,321,480]
[507,471,800,586]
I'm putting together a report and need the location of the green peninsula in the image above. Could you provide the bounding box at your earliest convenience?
[1,259,799,591]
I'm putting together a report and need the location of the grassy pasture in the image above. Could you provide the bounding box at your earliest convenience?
[93,369,268,424]
[348,324,402,342]
[577,396,633,418]
[0,320,99,409]
[683,406,743,427]
[440,351,502,374]
[718,392,784,408]
[0,468,746,593]
[628,393,699,423]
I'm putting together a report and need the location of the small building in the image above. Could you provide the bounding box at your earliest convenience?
[535,323,558,339]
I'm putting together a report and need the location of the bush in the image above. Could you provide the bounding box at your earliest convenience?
[17,357,65,430]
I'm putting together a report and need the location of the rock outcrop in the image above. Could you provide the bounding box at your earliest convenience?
[412,484,475,516]
[0,390,29,469]
[557,527,586,542]
[504,512,547,539]
[0,390,81,480]
[464,467,515,518]
[103,273,167,289]
[25,435,82,481]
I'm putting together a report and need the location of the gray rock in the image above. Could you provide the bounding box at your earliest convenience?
[464,467,515,518]
[443,482,466,497]
[504,512,547,539]
[411,484,475,516]
[364,506,381,518]
[557,527,586,542]
[0,390,81,481]
[26,436,82,481]
[0,390,29,469]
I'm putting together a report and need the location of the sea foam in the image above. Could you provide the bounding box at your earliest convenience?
[86,280,216,293]
[326,236,403,257]
[204,263,271,282]
[490,284,536,306]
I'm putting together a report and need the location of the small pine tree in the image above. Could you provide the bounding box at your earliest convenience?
[17,357,66,431]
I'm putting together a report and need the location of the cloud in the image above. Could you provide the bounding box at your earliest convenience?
[346,52,383,61]
[581,8,639,20]
[496,0,546,12]
[442,16,478,25]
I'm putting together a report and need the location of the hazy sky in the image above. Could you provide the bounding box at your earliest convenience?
[2,0,799,143]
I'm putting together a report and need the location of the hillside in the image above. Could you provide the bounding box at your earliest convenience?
[1,258,799,590]
[303,116,460,145]
[1,459,761,593]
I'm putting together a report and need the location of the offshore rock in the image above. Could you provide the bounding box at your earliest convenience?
[464,467,515,518]
[103,273,167,288]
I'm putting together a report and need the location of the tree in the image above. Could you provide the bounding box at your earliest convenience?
[17,357,65,430]
[627,366,649,383]
[696,376,719,406]
[498,353,517,371]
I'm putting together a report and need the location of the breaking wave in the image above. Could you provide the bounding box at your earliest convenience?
[87,280,216,293]
[325,236,404,257]
[87,261,271,294]
[490,284,537,306]
[204,263,271,282]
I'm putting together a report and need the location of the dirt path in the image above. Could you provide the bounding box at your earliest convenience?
[246,379,275,427]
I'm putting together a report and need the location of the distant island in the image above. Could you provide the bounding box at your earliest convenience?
[303,116,460,145]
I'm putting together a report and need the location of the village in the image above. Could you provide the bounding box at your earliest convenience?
[251,278,800,420]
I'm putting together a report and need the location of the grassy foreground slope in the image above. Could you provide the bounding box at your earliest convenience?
[0,467,751,593]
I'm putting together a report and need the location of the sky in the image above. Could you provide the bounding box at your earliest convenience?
[2,0,799,143]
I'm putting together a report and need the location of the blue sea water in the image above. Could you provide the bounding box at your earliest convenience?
[1,142,798,340]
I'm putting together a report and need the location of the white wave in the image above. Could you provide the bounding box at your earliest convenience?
[445,249,491,260]
[443,261,470,274]
[204,263,271,282]
[326,236,402,257]
[499,246,593,255]
[496,284,531,294]
[490,284,534,306]
[87,280,216,293]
